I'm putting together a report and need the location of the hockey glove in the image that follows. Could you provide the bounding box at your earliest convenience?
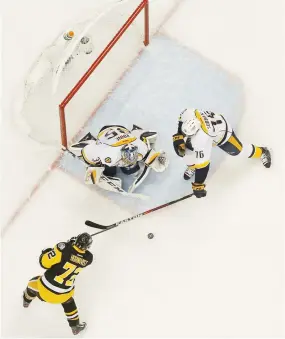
[192,182,207,198]
[172,133,186,157]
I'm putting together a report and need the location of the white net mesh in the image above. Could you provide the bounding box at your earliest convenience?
[13,0,180,146]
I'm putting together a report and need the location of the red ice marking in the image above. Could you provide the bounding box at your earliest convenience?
[2,1,182,236]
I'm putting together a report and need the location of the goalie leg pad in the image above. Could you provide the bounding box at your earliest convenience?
[128,165,150,193]
[85,167,105,184]
[140,131,158,149]
[97,175,123,192]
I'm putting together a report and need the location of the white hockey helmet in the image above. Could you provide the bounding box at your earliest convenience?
[121,143,138,165]
[181,109,201,136]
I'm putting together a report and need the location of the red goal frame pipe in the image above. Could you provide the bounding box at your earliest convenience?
[59,0,149,148]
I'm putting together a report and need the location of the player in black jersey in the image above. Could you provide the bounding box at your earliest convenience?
[23,233,93,335]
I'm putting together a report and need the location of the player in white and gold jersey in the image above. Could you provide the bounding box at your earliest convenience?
[172,108,271,198]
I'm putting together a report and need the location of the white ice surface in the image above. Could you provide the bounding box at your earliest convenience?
[2,0,285,337]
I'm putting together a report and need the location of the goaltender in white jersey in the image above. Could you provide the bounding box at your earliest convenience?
[172,108,271,198]
[71,125,169,195]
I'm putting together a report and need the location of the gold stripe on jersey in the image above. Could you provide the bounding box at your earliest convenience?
[81,149,98,165]
[98,128,110,138]
[73,245,85,254]
[195,109,209,135]
[227,135,243,152]
[111,136,137,147]
[189,160,210,169]
[40,246,62,269]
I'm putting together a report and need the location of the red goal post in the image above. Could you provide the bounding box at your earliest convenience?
[59,0,150,149]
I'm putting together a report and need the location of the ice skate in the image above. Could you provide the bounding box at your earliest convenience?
[184,166,195,180]
[23,300,30,308]
[23,292,31,308]
[260,147,271,168]
[71,322,87,335]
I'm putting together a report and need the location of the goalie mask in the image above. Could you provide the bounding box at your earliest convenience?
[121,144,138,166]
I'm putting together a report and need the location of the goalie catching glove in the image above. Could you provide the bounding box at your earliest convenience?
[145,149,169,172]
[128,150,169,193]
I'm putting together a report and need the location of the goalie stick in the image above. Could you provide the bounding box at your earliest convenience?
[86,193,194,236]
[63,147,148,200]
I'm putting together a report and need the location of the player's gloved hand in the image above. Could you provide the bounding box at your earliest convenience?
[192,182,207,198]
[172,133,186,157]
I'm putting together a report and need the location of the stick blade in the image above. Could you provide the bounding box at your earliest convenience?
[85,220,107,229]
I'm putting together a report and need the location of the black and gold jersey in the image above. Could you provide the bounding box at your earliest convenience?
[39,241,93,295]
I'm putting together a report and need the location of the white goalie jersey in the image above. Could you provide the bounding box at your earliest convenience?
[81,126,150,167]
[71,125,169,195]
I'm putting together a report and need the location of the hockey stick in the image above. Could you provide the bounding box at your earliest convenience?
[63,147,148,200]
[87,193,194,236]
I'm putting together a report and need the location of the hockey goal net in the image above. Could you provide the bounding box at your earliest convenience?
[14,0,179,147]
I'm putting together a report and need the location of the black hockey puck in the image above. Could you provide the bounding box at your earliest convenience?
[148,233,154,239]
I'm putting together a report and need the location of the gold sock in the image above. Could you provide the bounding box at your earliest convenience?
[249,145,262,158]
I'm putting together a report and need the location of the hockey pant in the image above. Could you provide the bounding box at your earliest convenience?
[218,131,262,159]
[24,276,80,327]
